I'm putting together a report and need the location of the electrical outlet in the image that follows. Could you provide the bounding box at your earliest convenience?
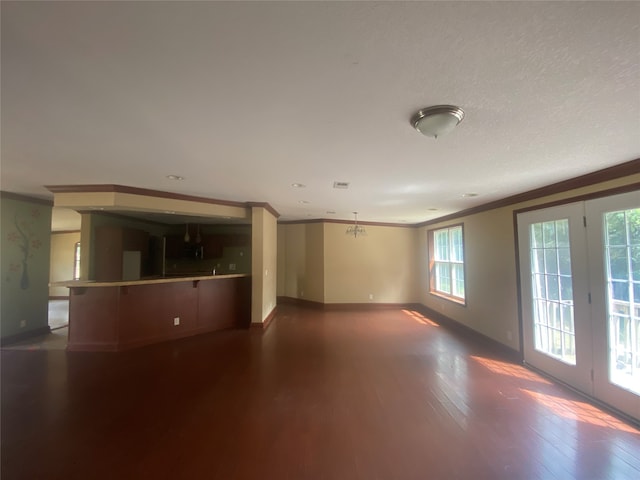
[300,290,304,297]
[369,294,374,300]
[19,319,27,328]
[173,317,180,326]
[229,263,236,271]
[507,330,513,341]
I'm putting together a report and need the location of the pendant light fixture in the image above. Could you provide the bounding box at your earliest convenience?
[184,223,190,242]
[346,211,367,238]
[412,105,465,138]
[195,224,202,243]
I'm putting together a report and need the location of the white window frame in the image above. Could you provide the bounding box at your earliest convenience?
[73,242,81,280]
[428,224,466,304]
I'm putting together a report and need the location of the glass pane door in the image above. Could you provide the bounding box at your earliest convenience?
[517,202,592,395]
[587,191,640,420]
[604,208,640,395]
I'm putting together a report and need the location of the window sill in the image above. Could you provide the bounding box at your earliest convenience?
[429,291,466,307]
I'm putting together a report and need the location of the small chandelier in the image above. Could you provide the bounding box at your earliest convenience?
[412,105,465,138]
[346,211,367,238]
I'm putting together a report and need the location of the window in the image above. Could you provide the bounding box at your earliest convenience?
[73,242,81,280]
[429,224,465,303]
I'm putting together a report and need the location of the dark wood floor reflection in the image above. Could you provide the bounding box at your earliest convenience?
[2,306,639,479]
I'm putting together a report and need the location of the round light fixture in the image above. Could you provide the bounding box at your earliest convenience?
[412,105,465,138]
[166,175,185,181]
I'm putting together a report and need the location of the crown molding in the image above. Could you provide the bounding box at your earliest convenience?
[417,158,640,228]
[278,218,413,228]
[246,202,281,218]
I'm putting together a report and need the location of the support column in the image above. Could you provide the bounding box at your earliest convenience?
[251,205,278,326]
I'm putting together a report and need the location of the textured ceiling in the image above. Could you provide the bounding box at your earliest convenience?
[2,1,639,227]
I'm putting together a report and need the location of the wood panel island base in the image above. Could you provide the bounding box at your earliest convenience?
[61,275,251,352]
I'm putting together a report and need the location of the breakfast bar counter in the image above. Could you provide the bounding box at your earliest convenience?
[56,274,251,352]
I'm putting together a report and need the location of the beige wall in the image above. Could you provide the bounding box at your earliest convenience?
[251,207,278,324]
[277,223,325,302]
[278,223,305,298]
[324,223,418,304]
[54,191,249,220]
[49,231,80,297]
[418,174,640,350]
[305,223,325,303]
[79,213,92,280]
[418,208,522,349]
[278,222,418,305]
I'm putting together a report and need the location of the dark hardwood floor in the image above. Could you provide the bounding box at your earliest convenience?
[2,306,639,479]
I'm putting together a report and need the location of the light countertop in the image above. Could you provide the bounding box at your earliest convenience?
[52,273,250,288]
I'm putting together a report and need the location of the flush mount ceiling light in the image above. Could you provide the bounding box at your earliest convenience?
[412,105,465,138]
[166,175,185,181]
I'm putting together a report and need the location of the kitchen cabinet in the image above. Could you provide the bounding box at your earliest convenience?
[94,226,149,281]
[202,235,223,259]
[164,235,185,259]
[163,228,250,260]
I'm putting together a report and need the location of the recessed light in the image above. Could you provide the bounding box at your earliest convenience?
[333,181,350,189]
[291,183,306,188]
[164,211,176,214]
[299,200,310,204]
[326,210,336,214]
[166,175,185,181]
[462,193,479,198]
[427,208,438,211]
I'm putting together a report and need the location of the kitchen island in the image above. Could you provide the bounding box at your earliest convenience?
[56,274,251,352]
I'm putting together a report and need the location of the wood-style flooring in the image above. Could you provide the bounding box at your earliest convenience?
[2,306,639,479]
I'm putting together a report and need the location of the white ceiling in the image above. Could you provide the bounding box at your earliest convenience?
[2,1,639,228]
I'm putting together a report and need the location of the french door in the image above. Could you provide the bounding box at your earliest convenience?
[518,190,640,421]
[518,202,593,394]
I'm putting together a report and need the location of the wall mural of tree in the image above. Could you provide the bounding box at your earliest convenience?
[5,208,43,290]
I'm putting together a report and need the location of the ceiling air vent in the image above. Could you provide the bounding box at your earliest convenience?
[333,181,350,189]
